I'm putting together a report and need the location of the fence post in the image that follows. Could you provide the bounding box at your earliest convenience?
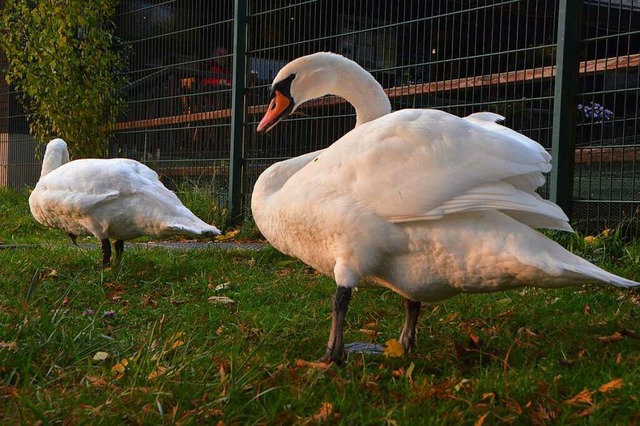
[550,0,580,217]
[229,0,248,223]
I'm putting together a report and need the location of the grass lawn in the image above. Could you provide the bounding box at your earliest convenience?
[1,187,639,424]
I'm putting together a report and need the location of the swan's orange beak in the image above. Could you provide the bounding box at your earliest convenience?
[257,90,293,133]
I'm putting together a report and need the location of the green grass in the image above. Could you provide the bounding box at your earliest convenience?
[1,188,639,424]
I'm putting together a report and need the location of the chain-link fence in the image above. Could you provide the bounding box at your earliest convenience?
[1,0,638,234]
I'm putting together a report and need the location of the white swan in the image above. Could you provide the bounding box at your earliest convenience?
[29,139,221,266]
[252,52,639,363]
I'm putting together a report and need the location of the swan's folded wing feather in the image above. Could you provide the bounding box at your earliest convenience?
[32,187,121,217]
[315,109,565,227]
[387,181,572,231]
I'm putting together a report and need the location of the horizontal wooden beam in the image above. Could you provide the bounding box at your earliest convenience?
[151,146,640,180]
[115,54,640,131]
[574,146,640,164]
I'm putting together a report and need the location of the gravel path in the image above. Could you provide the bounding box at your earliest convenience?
[0,241,265,251]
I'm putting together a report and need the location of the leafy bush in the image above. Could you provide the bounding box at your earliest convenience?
[1,0,127,158]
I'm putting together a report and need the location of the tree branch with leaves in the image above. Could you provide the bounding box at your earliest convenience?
[1,0,127,158]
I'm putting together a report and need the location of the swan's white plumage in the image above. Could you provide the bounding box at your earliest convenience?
[252,52,639,304]
[29,139,220,245]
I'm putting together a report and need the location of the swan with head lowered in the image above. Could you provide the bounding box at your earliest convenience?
[29,138,221,267]
[252,52,639,363]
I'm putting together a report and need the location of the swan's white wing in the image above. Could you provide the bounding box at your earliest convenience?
[305,109,568,229]
[33,158,172,215]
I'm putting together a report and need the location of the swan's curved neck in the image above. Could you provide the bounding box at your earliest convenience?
[326,60,391,127]
[40,145,70,178]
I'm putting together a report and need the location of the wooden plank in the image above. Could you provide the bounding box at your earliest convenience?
[575,146,640,164]
[156,164,229,178]
[115,54,640,131]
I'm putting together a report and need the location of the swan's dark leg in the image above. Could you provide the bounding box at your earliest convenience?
[399,298,421,353]
[323,286,352,364]
[67,233,78,245]
[114,240,124,262]
[101,239,112,267]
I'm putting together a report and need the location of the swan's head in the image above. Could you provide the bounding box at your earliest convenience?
[257,52,346,133]
[40,138,70,177]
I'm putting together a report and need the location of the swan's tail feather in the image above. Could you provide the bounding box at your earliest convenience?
[167,223,221,236]
[567,262,640,288]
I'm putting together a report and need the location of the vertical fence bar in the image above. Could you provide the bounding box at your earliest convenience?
[229,0,248,223]
[550,0,580,217]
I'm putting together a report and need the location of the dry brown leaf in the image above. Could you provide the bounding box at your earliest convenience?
[383,339,404,358]
[219,362,227,384]
[85,375,107,388]
[392,368,405,378]
[147,366,168,381]
[295,359,330,369]
[598,378,624,393]
[311,402,338,422]
[616,353,622,364]
[564,388,595,406]
[92,351,109,361]
[208,296,237,305]
[597,332,624,343]
[481,392,496,402]
[475,412,489,426]
[0,341,17,350]
[112,362,126,378]
[358,328,377,337]
[171,340,185,350]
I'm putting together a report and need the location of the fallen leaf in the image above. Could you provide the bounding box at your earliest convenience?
[584,236,599,245]
[383,339,404,358]
[208,296,237,305]
[358,328,377,337]
[475,412,489,426]
[312,402,338,422]
[598,378,624,393]
[84,375,107,388]
[214,282,232,292]
[112,362,127,377]
[147,366,168,381]
[616,353,622,364]
[564,388,594,406]
[219,362,227,384]
[92,351,110,361]
[215,229,240,241]
[0,341,17,350]
[392,368,405,378]
[295,359,330,369]
[597,332,624,343]
[481,392,496,402]
[171,340,185,350]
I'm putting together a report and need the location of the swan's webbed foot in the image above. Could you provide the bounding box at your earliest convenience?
[101,238,112,268]
[114,240,124,262]
[322,286,352,364]
[398,298,421,353]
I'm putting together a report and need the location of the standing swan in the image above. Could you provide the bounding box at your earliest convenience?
[29,139,221,266]
[252,52,639,363]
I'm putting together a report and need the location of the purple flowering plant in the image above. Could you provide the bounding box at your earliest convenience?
[578,101,614,123]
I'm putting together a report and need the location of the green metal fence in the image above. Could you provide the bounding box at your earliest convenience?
[2,0,639,235]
